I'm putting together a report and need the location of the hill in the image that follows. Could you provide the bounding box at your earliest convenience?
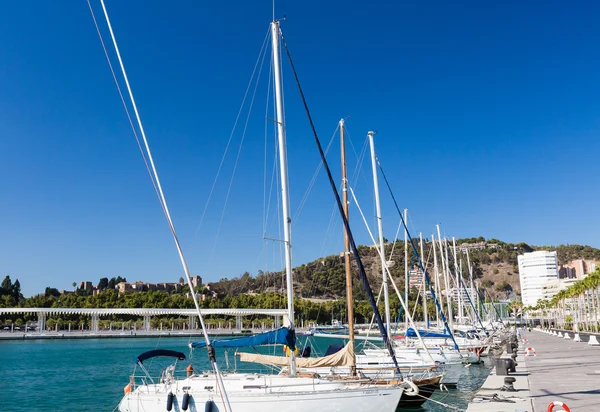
[208,239,600,301]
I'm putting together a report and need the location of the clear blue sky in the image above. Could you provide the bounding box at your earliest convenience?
[1,1,598,297]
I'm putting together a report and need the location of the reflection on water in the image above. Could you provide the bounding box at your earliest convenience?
[403,358,494,412]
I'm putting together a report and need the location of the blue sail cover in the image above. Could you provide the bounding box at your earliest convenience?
[190,327,295,350]
[406,328,452,339]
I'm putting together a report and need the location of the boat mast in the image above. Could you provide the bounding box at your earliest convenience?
[404,208,409,332]
[431,234,441,327]
[270,20,296,377]
[419,232,428,327]
[340,119,356,375]
[437,225,452,330]
[452,237,463,324]
[443,238,453,330]
[466,248,476,320]
[368,131,391,340]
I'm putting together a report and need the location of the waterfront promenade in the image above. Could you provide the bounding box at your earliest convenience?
[527,329,600,410]
[468,328,600,411]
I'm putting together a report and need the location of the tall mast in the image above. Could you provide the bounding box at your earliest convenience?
[270,20,296,376]
[420,232,428,327]
[368,132,391,340]
[340,119,356,375]
[443,238,453,330]
[404,208,409,332]
[466,248,476,320]
[437,225,452,330]
[452,237,463,324]
[432,234,440,327]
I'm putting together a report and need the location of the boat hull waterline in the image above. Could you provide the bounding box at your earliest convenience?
[118,374,404,412]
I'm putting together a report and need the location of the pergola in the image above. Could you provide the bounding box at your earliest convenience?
[0,307,288,332]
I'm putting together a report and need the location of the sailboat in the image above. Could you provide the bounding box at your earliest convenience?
[237,121,441,401]
[299,132,470,385]
[115,16,403,412]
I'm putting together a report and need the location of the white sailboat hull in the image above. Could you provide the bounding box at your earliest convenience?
[118,373,403,412]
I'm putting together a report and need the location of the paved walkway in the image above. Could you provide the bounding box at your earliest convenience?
[466,347,533,412]
[525,329,600,411]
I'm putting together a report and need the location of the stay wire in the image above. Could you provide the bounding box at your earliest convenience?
[209,32,270,267]
[193,28,271,243]
[278,27,402,377]
[262,51,273,237]
[86,0,161,209]
[292,124,339,225]
[95,1,232,410]
[375,157,461,352]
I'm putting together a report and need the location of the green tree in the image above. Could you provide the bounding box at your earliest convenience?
[12,279,22,302]
[98,277,109,290]
[2,275,12,292]
[44,287,60,297]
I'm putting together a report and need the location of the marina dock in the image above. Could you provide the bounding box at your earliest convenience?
[468,328,600,411]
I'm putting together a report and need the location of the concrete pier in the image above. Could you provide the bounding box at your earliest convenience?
[466,345,532,411]
[527,329,600,410]
[467,328,600,411]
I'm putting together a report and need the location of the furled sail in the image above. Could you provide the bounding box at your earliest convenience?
[189,327,295,350]
[405,328,451,339]
[238,342,355,368]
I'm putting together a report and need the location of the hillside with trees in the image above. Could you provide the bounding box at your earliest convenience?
[1,238,598,329]
[208,239,600,301]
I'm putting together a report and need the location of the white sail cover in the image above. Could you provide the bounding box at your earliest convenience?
[238,342,355,368]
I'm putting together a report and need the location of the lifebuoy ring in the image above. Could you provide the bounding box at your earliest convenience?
[186,364,194,377]
[548,401,570,412]
[525,347,537,356]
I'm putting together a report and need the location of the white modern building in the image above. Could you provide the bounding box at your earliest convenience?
[541,278,580,301]
[518,251,559,306]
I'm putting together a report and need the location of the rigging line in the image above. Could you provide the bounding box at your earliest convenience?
[96,2,231,410]
[86,0,161,206]
[193,27,271,242]
[349,187,435,364]
[264,112,279,238]
[375,157,461,352]
[279,29,403,377]
[292,124,340,225]
[347,130,370,191]
[209,31,269,267]
[409,247,433,320]
[387,216,404,262]
[318,201,339,259]
[264,153,279,238]
[262,51,273,236]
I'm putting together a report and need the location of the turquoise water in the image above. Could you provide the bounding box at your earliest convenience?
[0,337,492,411]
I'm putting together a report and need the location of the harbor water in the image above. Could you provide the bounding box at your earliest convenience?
[0,336,493,411]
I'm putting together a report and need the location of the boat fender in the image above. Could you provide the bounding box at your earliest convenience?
[124,383,132,395]
[166,392,174,411]
[205,400,216,412]
[401,380,419,396]
[182,393,191,411]
[283,345,299,357]
[548,401,570,412]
